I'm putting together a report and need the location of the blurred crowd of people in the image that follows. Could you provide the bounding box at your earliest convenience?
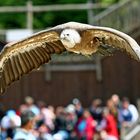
[0,94,139,140]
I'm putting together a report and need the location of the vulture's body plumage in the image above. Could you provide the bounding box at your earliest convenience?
[0,22,140,94]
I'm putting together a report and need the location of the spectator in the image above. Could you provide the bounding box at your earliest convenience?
[89,98,103,125]
[106,99,118,119]
[83,109,96,140]
[17,104,28,116]
[128,102,139,123]
[65,104,77,139]
[111,94,121,109]
[13,110,36,140]
[119,98,133,127]
[75,116,86,139]
[1,110,21,139]
[39,103,55,131]
[110,94,122,135]
[54,106,69,139]
[1,95,139,140]
[24,96,40,116]
[72,98,85,139]
[72,98,84,119]
[101,108,119,140]
[119,97,139,137]
[37,122,53,140]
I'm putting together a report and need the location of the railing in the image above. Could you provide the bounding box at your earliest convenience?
[0,1,110,31]
[123,122,140,140]
[93,0,140,35]
[0,0,139,36]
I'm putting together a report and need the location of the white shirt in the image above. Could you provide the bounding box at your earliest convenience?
[129,104,139,122]
[13,128,36,140]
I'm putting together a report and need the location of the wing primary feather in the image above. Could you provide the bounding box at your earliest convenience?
[10,56,20,80]
[0,72,6,94]
[30,50,41,65]
[36,47,48,62]
[39,47,51,61]
[0,67,6,93]
[6,58,15,82]
[21,52,32,71]
[32,49,44,64]
[55,41,66,49]
[27,51,39,68]
[43,45,53,56]
[3,64,11,85]
[24,52,34,70]
[0,81,4,94]
[49,42,63,54]
[115,37,137,60]
[0,77,1,93]
[41,43,50,53]
[17,53,28,74]
[14,55,23,78]
[45,43,55,53]
[25,52,37,69]
[94,30,139,61]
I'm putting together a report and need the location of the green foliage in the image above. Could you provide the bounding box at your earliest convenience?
[0,0,87,6]
[0,0,118,29]
[0,13,26,28]
[33,11,87,28]
[101,0,119,4]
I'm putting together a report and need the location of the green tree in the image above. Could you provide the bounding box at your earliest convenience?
[0,0,119,29]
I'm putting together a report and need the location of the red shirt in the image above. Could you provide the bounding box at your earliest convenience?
[84,116,95,140]
[105,114,119,138]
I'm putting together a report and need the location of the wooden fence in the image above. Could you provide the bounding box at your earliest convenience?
[0,1,110,32]
[1,43,140,109]
[94,0,140,35]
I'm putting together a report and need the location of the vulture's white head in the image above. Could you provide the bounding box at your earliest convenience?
[60,29,81,48]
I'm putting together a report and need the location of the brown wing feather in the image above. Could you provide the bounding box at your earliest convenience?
[63,22,140,60]
[0,30,66,94]
[85,28,140,61]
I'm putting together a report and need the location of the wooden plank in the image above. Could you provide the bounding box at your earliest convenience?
[45,63,96,71]
[45,63,97,81]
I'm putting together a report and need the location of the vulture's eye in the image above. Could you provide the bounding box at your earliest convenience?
[66,34,69,36]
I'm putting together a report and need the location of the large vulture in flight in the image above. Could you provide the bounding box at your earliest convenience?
[0,22,140,94]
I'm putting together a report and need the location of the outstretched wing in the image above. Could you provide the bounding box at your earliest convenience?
[0,21,140,94]
[84,26,140,60]
[0,29,66,94]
